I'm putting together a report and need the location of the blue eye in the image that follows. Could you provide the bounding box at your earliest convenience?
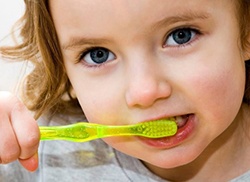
[82,47,115,65]
[165,28,197,46]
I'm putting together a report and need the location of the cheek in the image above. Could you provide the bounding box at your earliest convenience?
[187,60,245,122]
[69,78,125,125]
[64,61,125,124]
[78,93,119,124]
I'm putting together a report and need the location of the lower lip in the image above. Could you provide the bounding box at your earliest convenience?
[137,114,196,149]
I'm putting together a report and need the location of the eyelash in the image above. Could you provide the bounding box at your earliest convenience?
[75,47,112,69]
[163,27,201,48]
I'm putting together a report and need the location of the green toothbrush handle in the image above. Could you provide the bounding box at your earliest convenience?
[39,123,146,142]
[40,123,104,142]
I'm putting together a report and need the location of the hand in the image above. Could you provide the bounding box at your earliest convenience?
[0,91,40,171]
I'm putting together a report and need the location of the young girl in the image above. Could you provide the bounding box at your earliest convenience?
[1,0,250,181]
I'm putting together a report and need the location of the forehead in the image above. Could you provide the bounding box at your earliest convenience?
[49,0,237,44]
[49,0,234,21]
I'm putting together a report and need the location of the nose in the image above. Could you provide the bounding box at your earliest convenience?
[125,63,172,108]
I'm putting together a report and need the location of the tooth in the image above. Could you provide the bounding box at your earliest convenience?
[176,115,187,127]
[176,116,182,123]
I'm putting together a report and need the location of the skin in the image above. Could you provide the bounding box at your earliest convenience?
[48,0,250,181]
[0,0,250,181]
[0,92,39,171]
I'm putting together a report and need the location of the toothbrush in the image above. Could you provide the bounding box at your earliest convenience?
[39,119,177,142]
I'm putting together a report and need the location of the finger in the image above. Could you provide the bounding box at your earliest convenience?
[11,100,40,160]
[0,110,20,164]
[19,152,39,172]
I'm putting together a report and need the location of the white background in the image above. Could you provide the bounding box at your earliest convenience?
[0,0,26,92]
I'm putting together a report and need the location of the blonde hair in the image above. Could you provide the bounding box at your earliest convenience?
[0,0,80,119]
[1,0,250,119]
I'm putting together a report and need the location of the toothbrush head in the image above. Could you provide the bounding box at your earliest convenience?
[131,119,177,138]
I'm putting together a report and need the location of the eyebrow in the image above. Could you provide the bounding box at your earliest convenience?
[62,10,210,50]
[152,10,210,30]
[62,38,111,50]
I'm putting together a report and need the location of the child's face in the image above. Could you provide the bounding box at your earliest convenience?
[50,0,247,169]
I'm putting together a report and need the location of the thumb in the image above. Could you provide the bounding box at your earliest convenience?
[18,152,39,172]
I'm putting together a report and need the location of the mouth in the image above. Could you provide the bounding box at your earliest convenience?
[138,114,195,148]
